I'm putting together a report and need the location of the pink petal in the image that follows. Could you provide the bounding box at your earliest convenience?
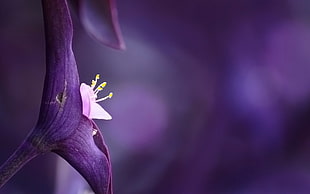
[80,83,112,120]
[80,83,92,117]
[89,102,112,120]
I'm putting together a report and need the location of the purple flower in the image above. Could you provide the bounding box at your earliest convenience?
[0,0,124,193]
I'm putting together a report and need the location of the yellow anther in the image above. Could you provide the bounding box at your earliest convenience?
[100,82,107,88]
[88,74,113,103]
[91,74,101,89]
[94,82,107,93]
[91,80,96,87]
[95,92,113,102]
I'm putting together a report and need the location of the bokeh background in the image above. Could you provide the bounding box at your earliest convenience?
[1,0,310,193]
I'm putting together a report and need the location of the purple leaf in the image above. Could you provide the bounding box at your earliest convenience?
[76,0,126,49]
[54,116,112,194]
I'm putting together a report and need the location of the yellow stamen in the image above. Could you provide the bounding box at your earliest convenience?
[94,82,107,94]
[91,74,100,88]
[91,80,96,87]
[95,92,113,102]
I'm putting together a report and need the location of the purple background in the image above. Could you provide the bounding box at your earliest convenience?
[1,0,310,193]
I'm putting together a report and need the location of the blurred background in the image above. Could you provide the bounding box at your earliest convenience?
[1,0,310,193]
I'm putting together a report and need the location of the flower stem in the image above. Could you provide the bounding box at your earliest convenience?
[0,140,40,188]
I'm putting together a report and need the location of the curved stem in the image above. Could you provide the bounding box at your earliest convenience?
[0,140,40,188]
